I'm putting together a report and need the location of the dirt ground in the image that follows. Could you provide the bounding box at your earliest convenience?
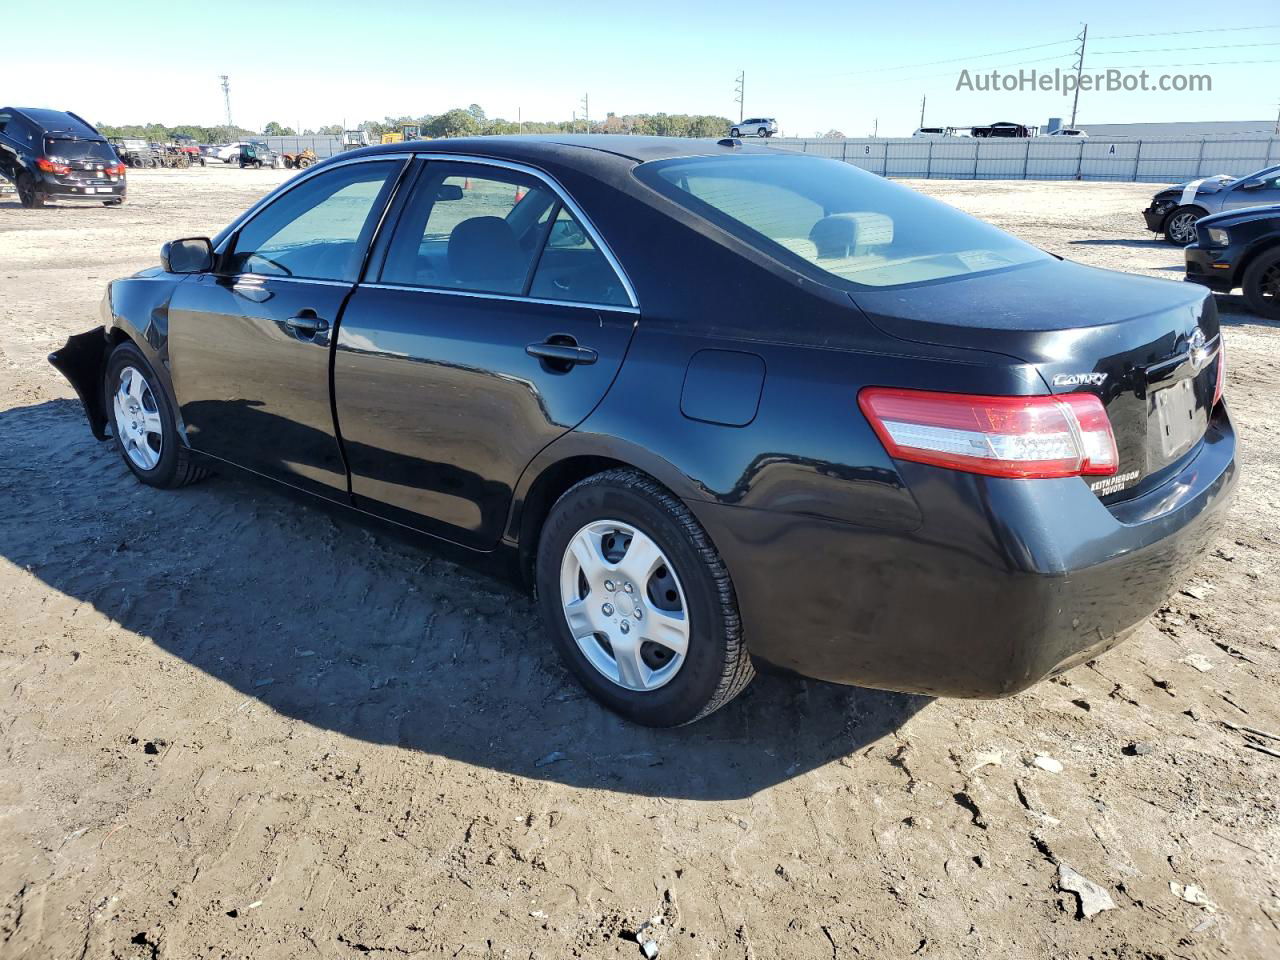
[1,166,1277,960]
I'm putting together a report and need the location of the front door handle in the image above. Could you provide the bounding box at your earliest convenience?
[285,313,329,336]
[526,341,598,366]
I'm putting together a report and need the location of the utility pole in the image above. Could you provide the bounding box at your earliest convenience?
[518,107,522,135]
[1069,24,1088,128]
[919,95,926,130]
[734,70,745,123]
[1274,101,1279,135]
[219,75,233,131]
[872,117,878,138]
[581,94,589,133]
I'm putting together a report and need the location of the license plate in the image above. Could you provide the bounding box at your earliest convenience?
[1153,378,1199,459]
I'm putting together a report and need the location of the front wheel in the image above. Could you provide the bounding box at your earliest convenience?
[758,127,767,137]
[730,127,740,138]
[1242,247,1280,320]
[536,470,754,726]
[1164,206,1203,246]
[104,342,206,488]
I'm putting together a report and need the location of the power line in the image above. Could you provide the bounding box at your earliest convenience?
[1093,24,1280,40]
[820,38,1073,78]
[1092,40,1280,55]
[1099,59,1280,68]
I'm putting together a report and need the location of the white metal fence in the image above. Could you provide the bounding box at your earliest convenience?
[766,136,1280,183]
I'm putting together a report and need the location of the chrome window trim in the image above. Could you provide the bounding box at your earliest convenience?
[361,281,639,315]
[232,274,353,288]
[410,151,639,309]
[213,153,411,256]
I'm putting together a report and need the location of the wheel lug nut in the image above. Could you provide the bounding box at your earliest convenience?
[623,583,634,594]
[604,579,615,592]
[601,603,614,617]
[633,607,642,619]
[619,620,630,634]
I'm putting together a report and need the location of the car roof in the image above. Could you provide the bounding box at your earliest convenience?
[336,134,779,173]
[6,107,102,138]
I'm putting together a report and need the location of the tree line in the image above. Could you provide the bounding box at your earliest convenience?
[96,105,736,143]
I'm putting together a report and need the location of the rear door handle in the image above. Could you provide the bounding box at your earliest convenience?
[286,314,329,335]
[525,342,598,366]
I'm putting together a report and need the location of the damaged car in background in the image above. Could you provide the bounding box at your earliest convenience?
[1144,163,1280,245]
[48,136,1236,726]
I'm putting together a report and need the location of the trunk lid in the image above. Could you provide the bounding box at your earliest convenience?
[852,259,1222,502]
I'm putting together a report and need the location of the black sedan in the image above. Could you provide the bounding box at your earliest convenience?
[1185,204,1280,319]
[50,136,1236,726]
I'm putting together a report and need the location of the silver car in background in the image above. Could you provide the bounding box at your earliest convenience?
[1143,163,1280,245]
[730,118,777,138]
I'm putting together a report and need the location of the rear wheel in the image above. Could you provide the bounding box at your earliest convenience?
[1242,247,1280,320]
[536,470,754,726]
[16,173,45,208]
[758,126,767,137]
[1164,206,1204,246]
[730,127,740,138]
[104,341,206,488]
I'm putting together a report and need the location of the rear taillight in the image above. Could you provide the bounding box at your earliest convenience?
[36,156,70,175]
[858,387,1118,479]
[109,162,127,176]
[1213,339,1225,407]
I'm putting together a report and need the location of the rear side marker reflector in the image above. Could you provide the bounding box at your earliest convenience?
[858,387,1119,479]
[1213,339,1225,407]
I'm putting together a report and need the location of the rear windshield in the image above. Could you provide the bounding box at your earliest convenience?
[44,137,117,162]
[635,154,1048,288]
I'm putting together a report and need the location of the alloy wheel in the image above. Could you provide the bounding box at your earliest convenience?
[1167,212,1197,245]
[1261,263,1280,302]
[559,519,690,692]
[112,365,163,471]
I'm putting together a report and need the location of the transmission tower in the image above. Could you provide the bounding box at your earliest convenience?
[1069,25,1088,128]
[734,70,745,123]
[219,75,233,130]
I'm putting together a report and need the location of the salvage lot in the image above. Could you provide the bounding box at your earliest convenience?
[1,167,1278,958]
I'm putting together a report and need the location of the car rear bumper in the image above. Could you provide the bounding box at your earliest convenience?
[692,404,1237,698]
[38,175,126,201]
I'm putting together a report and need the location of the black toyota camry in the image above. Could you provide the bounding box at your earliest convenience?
[50,136,1236,726]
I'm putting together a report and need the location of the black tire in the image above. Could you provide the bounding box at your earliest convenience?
[1242,247,1280,320]
[730,127,740,138]
[103,341,206,489]
[535,469,754,726]
[757,126,767,137]
[102,198,124,207]
[1164,205,1204,246]
[16,172,45,208]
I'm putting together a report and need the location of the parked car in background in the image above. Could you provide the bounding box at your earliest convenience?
[49,136,1234,726]
[237,142,281,168]
[215,141,253,163]
[109,138,161,169]
[1143,164,1280,245]
[1047,127,1088,138]
[912,127,948,138]
[0,106,126,208]
[729,118,777,138]
[971,121,1033,138]
[1185,204,1280,319]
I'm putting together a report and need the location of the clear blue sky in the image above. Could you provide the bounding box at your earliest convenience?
[6,0,1277,136]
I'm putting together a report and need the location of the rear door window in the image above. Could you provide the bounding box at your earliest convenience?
[380,163,555,295]
[529,207,631,306]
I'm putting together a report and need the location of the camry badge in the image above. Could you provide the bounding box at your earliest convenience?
[1052,372,1107,387]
